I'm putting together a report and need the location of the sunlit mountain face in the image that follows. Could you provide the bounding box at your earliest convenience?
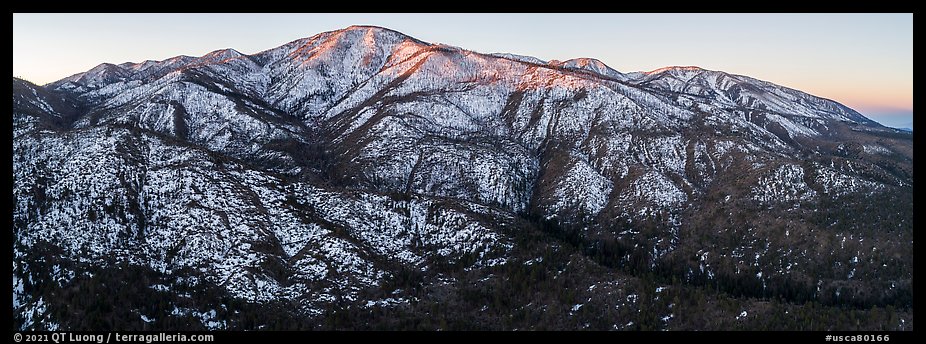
[13,25,912,331]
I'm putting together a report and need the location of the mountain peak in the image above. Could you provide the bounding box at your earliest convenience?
[204,48,243,58]
[56,62,129,86]
[562,57,607,67]
[328,25,417,42]
[550,57,624,80]
[341,24,396,33]
[645,65,705,75]
[191,48,246,66]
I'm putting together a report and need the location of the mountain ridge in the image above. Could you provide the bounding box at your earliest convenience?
[13,25,912,331]
[49,25,888,131]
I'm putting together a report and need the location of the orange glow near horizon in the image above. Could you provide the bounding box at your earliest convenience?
[712,65,913,121]
[786,81,912,116]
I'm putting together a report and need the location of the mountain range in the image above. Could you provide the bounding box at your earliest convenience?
[12,25,913,330]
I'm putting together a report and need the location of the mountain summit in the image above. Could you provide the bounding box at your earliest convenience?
[13,25,912,330]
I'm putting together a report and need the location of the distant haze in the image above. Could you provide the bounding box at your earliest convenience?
[12,13,912,129]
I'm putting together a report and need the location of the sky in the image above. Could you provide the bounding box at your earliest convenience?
[12,13,913,128]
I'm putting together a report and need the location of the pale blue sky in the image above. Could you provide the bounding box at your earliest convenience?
[12,13,912,128]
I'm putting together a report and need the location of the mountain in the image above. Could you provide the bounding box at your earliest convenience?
[13,25,913,331]
[551,57,626,80]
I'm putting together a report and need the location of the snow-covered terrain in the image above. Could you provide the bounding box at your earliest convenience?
[13,25,913,330]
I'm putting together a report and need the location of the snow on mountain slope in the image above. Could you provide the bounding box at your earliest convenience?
[33,22,910,245]
[12,116,510,321]
[56,63,133,88]
[13,25,913,330]
[489,52,547,65]
[551,58,626,81]
[629,66,879,127]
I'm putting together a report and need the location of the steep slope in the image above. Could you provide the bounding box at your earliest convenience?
[551,57,626,80]
[13,25,913,330]
[629,66,880,126]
